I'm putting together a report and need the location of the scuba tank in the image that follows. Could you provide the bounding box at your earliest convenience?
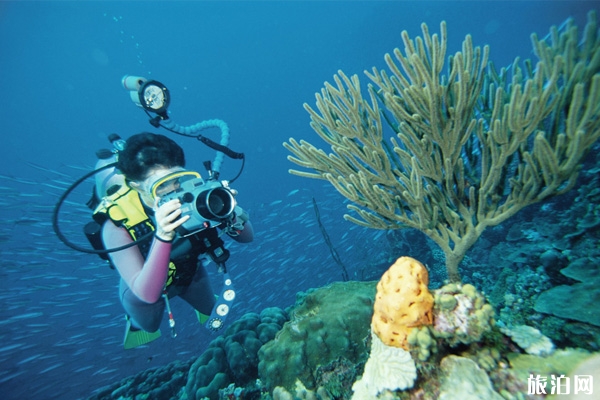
[94,152,124,198]
[83,134,127,262]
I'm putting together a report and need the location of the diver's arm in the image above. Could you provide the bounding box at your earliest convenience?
[233,220,254,243]
[102,221,171,303]
[227,205,254,243]
[101,199,189,303]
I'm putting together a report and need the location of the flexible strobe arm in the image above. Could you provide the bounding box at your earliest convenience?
[160,118,233,178]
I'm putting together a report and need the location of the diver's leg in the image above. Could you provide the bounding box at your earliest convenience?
[178,265,216,316]
[119,279,164,332]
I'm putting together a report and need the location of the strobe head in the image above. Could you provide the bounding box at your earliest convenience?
[122,75,170,118]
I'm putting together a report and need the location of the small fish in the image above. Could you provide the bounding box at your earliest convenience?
[39,363,65,374]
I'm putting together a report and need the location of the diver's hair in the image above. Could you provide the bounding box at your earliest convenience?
[117,132,185,182]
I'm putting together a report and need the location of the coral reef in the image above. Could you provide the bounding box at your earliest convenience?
[351,332,416,399]
[284,13,600,282]
[186,307,288,400]
[534,256,600,328]
[566,353,600,396]
[272,381,332,400]
[218,381,263,399]
[431,283,495,346]
[87,359,192,400]
[371,256,433,349]
[522,163,600,350]
[500,325,554,356]
[80,14,600,400]
[85,277,600,400]
[464,167,600,350]
[491,263,552,328]
[258,281,376,393]
[314,357,359,399]
[438,355,503,399]
[507,348,593,381]
[351,257,434,398]
[407,326,436,361]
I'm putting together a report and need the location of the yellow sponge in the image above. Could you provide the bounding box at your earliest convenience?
[371,256,434,349]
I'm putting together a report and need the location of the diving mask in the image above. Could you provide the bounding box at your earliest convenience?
[149,170,201,200]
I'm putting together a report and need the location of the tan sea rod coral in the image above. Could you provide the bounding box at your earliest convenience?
[284,14,600,281]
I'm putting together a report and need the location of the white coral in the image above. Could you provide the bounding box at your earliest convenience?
[352,332,417,399]
[500,325,554,356]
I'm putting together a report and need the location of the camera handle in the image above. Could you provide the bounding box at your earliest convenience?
[201,234,230,268]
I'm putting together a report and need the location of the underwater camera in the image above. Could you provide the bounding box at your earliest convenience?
[155,171,236,237]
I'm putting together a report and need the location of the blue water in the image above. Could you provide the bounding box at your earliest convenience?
[0,1,597,399]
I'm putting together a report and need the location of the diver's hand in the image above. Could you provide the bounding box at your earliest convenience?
[154,198,190,241]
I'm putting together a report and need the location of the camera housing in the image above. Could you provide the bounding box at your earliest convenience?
[159,177,235,237]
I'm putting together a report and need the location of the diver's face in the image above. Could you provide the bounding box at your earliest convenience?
[130,166,181,206]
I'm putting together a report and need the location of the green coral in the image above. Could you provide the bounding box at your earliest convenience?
[438,293,458,311]
[407,326,437,361]
[470,347,502,372]
[507,348,593,381]
[185,308,288,400]
[314,357,359,399]
[534,257,600,327]
[431,283,495,346]
[258,281,376,392]
[438,356,504,399]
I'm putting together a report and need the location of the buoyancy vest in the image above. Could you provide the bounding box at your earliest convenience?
[92,185,205,288]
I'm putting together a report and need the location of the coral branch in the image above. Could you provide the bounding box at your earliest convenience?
[284,14,600,281]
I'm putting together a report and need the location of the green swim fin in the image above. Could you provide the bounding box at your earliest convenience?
[196,310,210,324]
[196,294,219,325]
[123,316,161,349]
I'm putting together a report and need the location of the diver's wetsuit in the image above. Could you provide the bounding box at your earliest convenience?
[114,233,217,332]
[101,191,253,333]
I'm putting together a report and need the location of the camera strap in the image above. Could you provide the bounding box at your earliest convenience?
[191,228,235,332]
[205,271,236,332]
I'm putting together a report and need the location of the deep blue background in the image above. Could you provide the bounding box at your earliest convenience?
[0,1,597,399]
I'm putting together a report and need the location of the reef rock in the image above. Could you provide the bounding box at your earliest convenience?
[534,257,600,327]
[500,324,554,356]
[258,281,376,392]
[438,355,503,400]
[186,307,288,399]
[351,332,417,399]
[432,283,495,346]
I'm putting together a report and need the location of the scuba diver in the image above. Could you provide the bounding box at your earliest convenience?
[96,133,253,348]
[53,76,253,348]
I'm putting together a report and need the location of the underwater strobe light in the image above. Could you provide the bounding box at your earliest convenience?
[122,75,170,118]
